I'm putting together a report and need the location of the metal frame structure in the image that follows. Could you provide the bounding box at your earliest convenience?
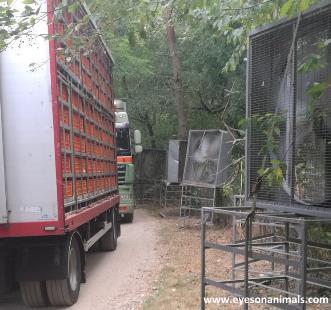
[246,2,331,219]
[180,186,222,225]
[161,182,182,208]
[135,180,162,206]
[201,207,331,309]
[180,130,230,223]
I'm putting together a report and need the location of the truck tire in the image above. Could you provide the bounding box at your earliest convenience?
[125,213,134,223]
[100,209,117,251]
[46,236,81,306]
[20,281,49,307]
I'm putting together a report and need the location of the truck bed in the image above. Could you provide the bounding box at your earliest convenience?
[0,0,119,238]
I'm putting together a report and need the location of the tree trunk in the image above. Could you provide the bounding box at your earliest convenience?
[163,8,188,140]
[144,113,157,149]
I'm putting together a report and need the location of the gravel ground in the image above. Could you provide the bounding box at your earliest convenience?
[0,208,161,310]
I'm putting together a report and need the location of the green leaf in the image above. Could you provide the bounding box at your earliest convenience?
[23,0,36,4]
[299,0,312,12]
[280,0,294,16]
[298,54,324,74]
[317,38,331,49]
[271,159,280,165]
[68,2,79,14]
[274,167,283,179]
[274,127,280,136]
[306,82,328,100]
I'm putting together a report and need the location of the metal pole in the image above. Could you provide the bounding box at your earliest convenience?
[299,222,307,310]
[232,215,237,287]
[271,223,276,272]
[285,222,290,296]
[201,208,206,310]
[244,219,250,310]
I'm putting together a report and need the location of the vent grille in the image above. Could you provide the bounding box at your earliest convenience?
[118,164,126,185]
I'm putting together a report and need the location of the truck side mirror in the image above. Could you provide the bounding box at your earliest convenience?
[134,130,142,145]
[134,145,143,153]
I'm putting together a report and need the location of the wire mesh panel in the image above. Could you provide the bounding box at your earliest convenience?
[182,130,231,188]
[135,149,167,182]
[134,149,166,205]
[247,3,331,216]
[166,139,187,184]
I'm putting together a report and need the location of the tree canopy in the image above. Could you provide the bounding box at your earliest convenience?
[0,0,323,147]
[87,0,322,147]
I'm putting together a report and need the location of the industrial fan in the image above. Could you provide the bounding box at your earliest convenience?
[182,130,231,188]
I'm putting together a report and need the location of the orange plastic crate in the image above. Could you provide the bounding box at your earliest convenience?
[61,107,70,126]
[86,140,94,155]
[73,113,80,131]
[96,161,101,173]
[75,179,87,196]
[80,138,86,153]
[83,179,88,194]
[88,178,94,193]
[63,180,73,199]
[62,154,71,174]
[58,83,68,102]
[60,132,71,150]
[74,158,81,174]
[72,91,79,109]
[73,135,80,153]
[80,116,84,132]
[87,159,93,174]
[81,158,87,174]
[75,180,82,196]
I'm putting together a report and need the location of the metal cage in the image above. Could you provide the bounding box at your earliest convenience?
[246,3,331,217]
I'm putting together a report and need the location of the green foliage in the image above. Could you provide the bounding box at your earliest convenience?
[0,0,40,52]
[306,82,328,100]
[243,113,285,156]
[280,0,316,17]
[190,0,323,72]
[90,0,244,148]
[244,112,287,189]
[297,54,325,74]
[0,0,95,59]
[257,160,286,188]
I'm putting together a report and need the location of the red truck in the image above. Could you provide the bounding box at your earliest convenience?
[0,0,120,307]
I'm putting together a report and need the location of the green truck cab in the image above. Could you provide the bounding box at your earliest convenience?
[115,100,142,222]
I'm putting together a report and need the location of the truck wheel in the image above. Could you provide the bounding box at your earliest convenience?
[100,209,117,251]
[20,281,49,307]
[125,213,134,223]
[46,237,81,306]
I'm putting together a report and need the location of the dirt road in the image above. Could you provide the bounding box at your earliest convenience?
[0,209,161,310]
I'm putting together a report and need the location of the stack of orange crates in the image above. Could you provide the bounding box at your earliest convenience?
[53,0,116,209]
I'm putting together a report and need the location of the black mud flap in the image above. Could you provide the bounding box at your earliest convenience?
[14,235,72,282]
[0,245,13,294]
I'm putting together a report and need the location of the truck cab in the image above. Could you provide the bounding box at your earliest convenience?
[115,100,142,222]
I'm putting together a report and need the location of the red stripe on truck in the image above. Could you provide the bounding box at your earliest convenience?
[0,221,64,238]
